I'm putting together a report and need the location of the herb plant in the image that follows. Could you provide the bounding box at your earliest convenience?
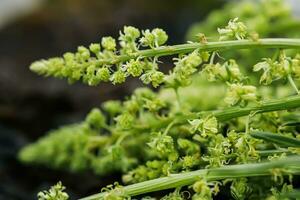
[19,1,300,199]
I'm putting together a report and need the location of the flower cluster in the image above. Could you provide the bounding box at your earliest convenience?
[253,52,300,85]
[218,18,248,40]
[30,26,167,87]
[21,10,300,200]
[37,182,69,200]
[189,116,218,137]
[203,59,244,83]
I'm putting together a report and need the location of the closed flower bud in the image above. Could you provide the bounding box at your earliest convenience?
[86,108,106,129]
[111,70,126,84]
[77,46,90,60]
[96,67,111,82]
[102,36,116,51]
[89,43,101,54]
[126,60,143,77]
[115,112,134,129]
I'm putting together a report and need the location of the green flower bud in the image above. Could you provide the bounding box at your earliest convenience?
[143,98,166,113]
[181,155,199,170]
[115,112,134,129]
[86,108,106,129]
[140,28,168,48]
[230,178,251,200]
[126,60,143,77]
[140,30,155,47]
[102,100,122,117]
[102,36,116,51]
[89,43,101,54]
[122,26,140,41]
[124,99,139,113]
[193,180,212,198]
[189,116,218,137]
[177,138,199,155]
[150,71,165,88]
[38,182,69,200]
[147,132,177,158]
[152,28,168,46]
[225,83,257,106]
[77,46,90,60]
[111,70,126,84]
[96,67,111,82]
[218,18,248,41]
[30,60,49,75]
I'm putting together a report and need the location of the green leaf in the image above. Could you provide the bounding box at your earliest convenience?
[250,131,300,147]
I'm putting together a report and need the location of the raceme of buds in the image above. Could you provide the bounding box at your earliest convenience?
[29,26,168,88]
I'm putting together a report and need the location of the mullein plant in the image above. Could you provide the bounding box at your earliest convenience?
[20,9,300,200]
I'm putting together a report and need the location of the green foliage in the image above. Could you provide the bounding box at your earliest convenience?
[19,0,300,199]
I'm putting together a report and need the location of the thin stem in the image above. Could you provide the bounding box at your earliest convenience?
[95,39,300,66]
[79,156,300,200]
[209,51,216,65]
[250,131,300,147]
[174,88,182,110]
[257,149,290,156]
[287,74,300,95]
[134,95,300,130]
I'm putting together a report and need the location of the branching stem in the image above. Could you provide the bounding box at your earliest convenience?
[135,95,300,130]
[94,39,300,66]
[80,156,300,200]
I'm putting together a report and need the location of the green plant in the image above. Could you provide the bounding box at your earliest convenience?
[20,1,300,199]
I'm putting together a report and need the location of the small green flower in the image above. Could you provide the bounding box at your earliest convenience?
[152,28,168,46]
[102,100,122,116]
[126,59,144,77]
[140,70,165,88]
[143,98,166,113]
[218,18,248,40]
[192,180,212,200]
[225,83,257,106]
[102,36,116,51]
[115,112,134,129]
[77,46,90,60]
[85,108,106,129]
[189,116,218,137]
[140,28,168,48]
[203,59,243,83]
[89,43,101,54]
[38,182,69,200]
[111,70,126,84]
[147,132,177,160]
[230,178,251,200]
[119,26,140,42]
[96,67,111,82]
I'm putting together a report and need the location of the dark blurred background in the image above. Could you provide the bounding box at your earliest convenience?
[0,0,226,199]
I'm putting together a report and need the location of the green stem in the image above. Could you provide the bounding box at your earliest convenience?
[95,39,300,66]
[79,156,300,200]
[250,131,300,148]
[287,74,300,95]
[135,95,300,130]
[257,149,290,156]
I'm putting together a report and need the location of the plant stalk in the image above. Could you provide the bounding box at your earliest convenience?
[135,95,300,130]
[95,38,300,66]
[79,156,300,200]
